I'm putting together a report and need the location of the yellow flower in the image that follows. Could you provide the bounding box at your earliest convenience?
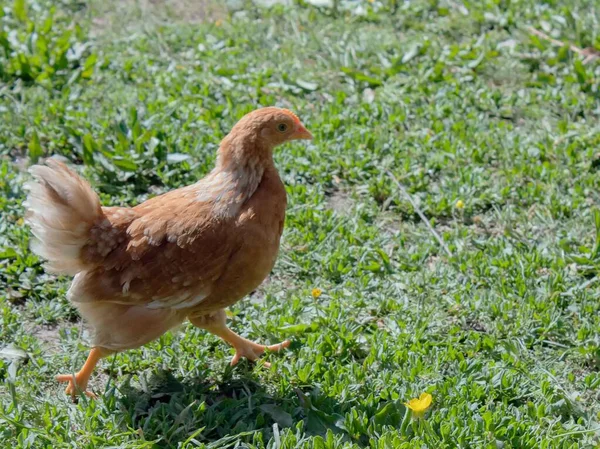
[215,19,223,27]
[311,288,322,299]
[405,393,432,417]
[455,199,465,210]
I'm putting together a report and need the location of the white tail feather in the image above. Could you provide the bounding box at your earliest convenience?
[24,159,103,275]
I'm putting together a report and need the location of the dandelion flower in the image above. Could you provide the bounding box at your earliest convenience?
[311,288,322,299]
[455,199,465,210]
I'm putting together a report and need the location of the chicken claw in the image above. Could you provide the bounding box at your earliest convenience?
[56,347,107,399]
[56,373,97,399]
[190,311,291,367]
[230,339,291,367]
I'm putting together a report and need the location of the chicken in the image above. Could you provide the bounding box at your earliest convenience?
[24,107,313,398]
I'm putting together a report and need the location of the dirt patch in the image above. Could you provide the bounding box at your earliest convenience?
[326,190,354,215]
[90,0,228,37]
[27,322,75,354]
[471,215,505,237]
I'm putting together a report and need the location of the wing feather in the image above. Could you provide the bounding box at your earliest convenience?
[70,188,238,310]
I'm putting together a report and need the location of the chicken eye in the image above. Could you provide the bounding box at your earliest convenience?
[277,123,288,132]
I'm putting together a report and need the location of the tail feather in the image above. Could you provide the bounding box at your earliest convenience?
[24,159,103,275]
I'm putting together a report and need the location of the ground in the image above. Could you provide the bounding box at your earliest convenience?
[1,0,600,447]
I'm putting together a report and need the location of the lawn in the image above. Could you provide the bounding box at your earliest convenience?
[1,0,600,447]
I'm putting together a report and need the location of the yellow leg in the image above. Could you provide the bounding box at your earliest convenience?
[190,310,290,367]
[56,347,110,399]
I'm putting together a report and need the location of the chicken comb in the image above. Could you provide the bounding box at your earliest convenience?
[281,108,301,123]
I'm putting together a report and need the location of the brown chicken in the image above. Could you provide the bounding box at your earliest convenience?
[24,107,312,398]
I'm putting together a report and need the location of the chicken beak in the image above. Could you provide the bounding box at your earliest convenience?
[292,123,313,141]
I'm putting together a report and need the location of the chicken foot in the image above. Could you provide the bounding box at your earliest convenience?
[56,347,111,399]
[190,310,290,368]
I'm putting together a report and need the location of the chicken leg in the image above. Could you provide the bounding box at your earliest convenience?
[190,310,290,367]
[56,347,111,398]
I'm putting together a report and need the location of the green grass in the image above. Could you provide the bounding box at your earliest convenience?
[1,0,600,447]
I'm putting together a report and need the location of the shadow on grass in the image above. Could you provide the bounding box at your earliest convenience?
[110,362,404,447]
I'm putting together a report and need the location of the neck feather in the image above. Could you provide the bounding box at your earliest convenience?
[194,133,272,217]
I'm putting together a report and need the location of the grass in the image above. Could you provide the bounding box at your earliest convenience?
[1,0,600,447]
